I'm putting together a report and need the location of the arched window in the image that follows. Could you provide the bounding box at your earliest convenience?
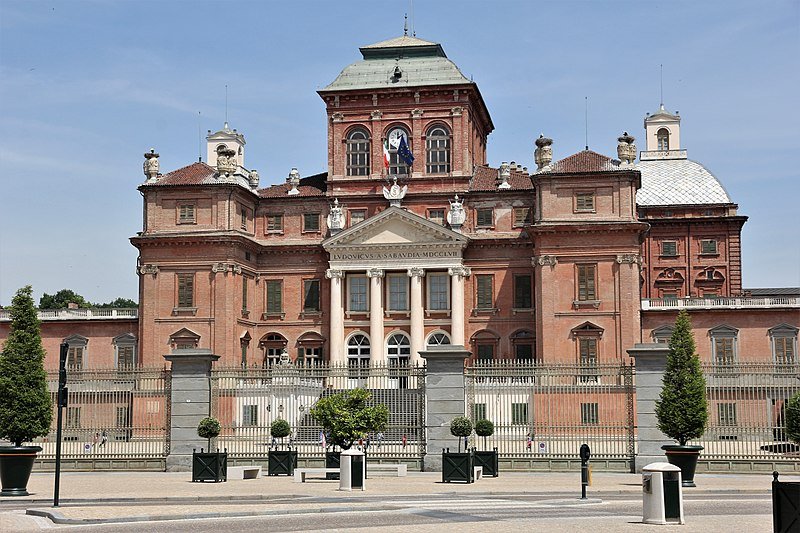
[511,330,536,362]
[346,128,370,176]
[426,332,451,348]
[426,125,451,174]
[387,333,411,360]
[347,334,370,383]
[657,128,670,151]
[387,126,411,176]
[260,333,287,367]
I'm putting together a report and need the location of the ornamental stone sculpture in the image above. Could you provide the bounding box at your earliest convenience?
[382,176,408,207]
[617,132,636,166]
[498,162,511,189]
[248,169,260,189]
[287,168,301,195]
[534,134,553,172]
[143,149,160,182]
[446,194,466,232]
[327,199,344,235]
[216,146,237,176]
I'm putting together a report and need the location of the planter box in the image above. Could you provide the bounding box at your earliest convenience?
[0,446,42,496]
[268,450,298,476]
[473,448,499,477]
[662,445,703,487]
[192,449,227,482]
[325,451,341,480]
[442,451,474,483]
[773,472,800,533]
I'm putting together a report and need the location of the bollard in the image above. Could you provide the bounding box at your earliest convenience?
[579,444,591,500]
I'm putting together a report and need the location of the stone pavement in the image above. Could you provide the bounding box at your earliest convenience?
[0,469,788,532]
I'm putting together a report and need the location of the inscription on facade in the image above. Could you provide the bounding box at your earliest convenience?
[331,250,460,261]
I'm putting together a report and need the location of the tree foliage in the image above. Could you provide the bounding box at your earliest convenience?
[655,310,708,446]
[786,391,800,445]
[450,416,472,437]
[310,388,389,450]
[270,418,291,439]
[197,416,221,450]
[95,297,138,309]
[39,289,91,309]
[0,286,53,446]
[475,419,494,437]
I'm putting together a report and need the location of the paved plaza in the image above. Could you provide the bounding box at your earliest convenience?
[0,469,785,532]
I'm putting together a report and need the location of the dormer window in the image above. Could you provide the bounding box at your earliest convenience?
[346,127,370,176]
[657,128,670,151]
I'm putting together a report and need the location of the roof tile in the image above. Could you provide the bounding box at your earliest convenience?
[469,165,533,192]
[548,150,621,173]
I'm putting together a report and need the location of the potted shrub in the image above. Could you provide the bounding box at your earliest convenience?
[655,310,708,487]
[267,418,297,475]
[310,389,389,481]
[473,419,498,477]
[0,286,53,496]
[192,416,227,482]
[442,416,474,483]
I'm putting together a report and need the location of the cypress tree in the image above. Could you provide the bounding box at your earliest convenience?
[655,310,708,446]
[0,286,53,447]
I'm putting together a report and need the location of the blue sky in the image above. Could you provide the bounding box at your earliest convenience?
[1,0,798,306]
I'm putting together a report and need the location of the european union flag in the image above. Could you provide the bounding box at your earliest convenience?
[397,135,414,166]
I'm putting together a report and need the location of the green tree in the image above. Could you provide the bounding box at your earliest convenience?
[450,416,472,452]
[786,391,800,446]
[655,310,708,446]
[197,416,221,451]
[475,419,495,450]
[270,418,291,449]
[310,389,389,450]
[0,286,53,446]
[39,289,91,309]
[95,297,138,309]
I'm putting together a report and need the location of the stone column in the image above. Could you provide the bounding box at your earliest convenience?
[367,268,385,365]
[627,343,672,472]
[448,267,470,345]
[164,349,220,472]
[326,269,345,364]
[419,345,471,472]
[408,268,425,365]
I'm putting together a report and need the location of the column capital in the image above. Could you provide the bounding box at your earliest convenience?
[448,266,471,278]
[326,269,344,279]
[366,268,385,278]
[407,267,425,278]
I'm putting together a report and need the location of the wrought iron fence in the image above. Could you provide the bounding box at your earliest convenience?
[465,361,635,460]
[34,366,170,459]
[694,362,800,461]
[210,362,426,460]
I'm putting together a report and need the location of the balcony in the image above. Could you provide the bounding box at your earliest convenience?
[0,308,139,322]
[642,297,800,311]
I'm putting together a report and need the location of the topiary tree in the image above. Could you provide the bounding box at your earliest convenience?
[197,416,221,451]
[450,416,472,452]
[0,286,53,447]
[655,310,708,446]
[310,388,389,450]
[474,419,495,450]
[270,418,291,449]
[786,391,800,446]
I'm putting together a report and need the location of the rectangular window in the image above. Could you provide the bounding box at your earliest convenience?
[575,192,595,212]
[116,406,130,428]
[240,206,248,230]
[387,274,409,311]
[477,344,494,361]
[427,209,445,226]
[303,213,320,233]
[66,407,81,429]
[717,403,737,426]
[701,239,718,254]
[473,403,487,421]
[513,207,533,227]
[663,292,679,301]
[476,208,494,228]
[303,279,321,312]
[774,337,795,365]
[117,345,134,368]
[515,343,534,361]
[300,346,322,365]
[266,214,283,232]
[714,337,735,366]
[511,403,528,425]
[177,273,194,307]
[476,274,494,309]
[514,274,532,309]
[581,403,599,425]
[349,210,366,227]
[428,273,449,310]
[579,338,598,383]
[266,280,283,314]
[662,241,678,257]
[242,277,248,311]
[241,342,248,367]
[67,346,84,368]
[577,264,596,301]
[348,276,368,312]
[178,204,195,224]
[242,405,258,427]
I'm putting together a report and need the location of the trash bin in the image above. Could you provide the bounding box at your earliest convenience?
[642,462,684,525]
[339,448,365,492]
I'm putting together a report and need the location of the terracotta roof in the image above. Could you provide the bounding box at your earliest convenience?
[258,172,327,198]
[548,150,622,173]
[469,165,533,192]
[149,162,216,186]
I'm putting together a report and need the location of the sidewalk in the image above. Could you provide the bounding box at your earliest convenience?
[1,470,786,531]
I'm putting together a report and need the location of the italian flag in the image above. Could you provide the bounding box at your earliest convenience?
[383,140,390,169]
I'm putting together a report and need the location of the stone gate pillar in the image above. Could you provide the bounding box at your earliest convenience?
[419,345,470,472]
[164,348,220,472]
[627,343,672,472]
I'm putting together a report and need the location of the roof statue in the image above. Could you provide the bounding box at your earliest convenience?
[382,176,408,207]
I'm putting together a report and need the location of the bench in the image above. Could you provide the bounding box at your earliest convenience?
[367,463,407,477]
[227,466,262,480]
[293,467,340,483]
[474,466,483,481]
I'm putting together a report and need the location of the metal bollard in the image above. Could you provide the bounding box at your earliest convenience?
[579,444,591,500]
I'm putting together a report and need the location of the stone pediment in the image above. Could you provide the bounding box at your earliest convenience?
[323,207,468,270]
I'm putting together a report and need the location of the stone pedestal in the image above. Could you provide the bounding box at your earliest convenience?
[628,343,672,472]
[419,345,470,472]
[164,349,220,472]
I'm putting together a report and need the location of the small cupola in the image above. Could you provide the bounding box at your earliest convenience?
[206,122,246,168]
[643,104,682,157]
